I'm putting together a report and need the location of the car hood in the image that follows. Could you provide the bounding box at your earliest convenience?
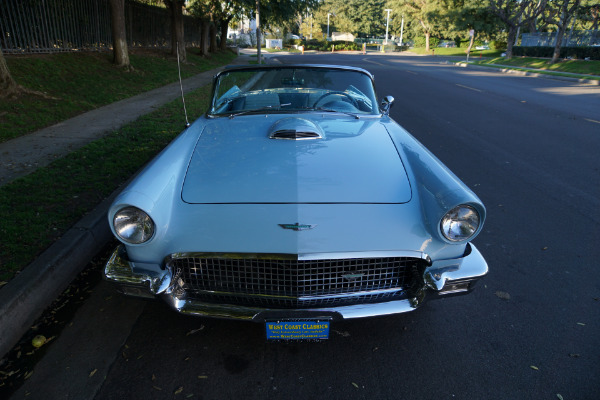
[181,115,412,204]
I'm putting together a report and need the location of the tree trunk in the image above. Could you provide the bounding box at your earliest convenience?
[165,0,186,62]
[209,23,218,53]
[551,27,567,64]
[419,20,430,52]
[200,18,210,56]
[505,26,518,59]
[109,0,130,69]
[220,18,230,51]
[0,47,19,98]
[550,0,581,64]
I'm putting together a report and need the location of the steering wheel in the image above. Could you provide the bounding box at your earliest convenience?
[312,91,358,108]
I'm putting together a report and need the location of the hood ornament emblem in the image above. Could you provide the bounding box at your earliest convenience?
[279,223,316,231]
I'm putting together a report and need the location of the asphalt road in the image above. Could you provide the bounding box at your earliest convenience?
[12,54,600,400]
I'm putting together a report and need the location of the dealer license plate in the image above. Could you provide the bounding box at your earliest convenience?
[266,320,330,341]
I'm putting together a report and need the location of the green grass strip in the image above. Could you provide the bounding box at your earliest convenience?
[473,56,600,77]
[1,50,236,143]
[0,85,213,282]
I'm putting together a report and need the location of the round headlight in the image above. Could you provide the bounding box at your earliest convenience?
[440,205,480,242]
[113,206,155,244]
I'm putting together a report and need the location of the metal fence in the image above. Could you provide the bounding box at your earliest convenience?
[521,30,600,47]
[0,0,202,54]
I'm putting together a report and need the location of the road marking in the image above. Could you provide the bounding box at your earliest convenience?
[362,58,386,66]
[456,83,483,92]
[406,70,418,75]
[585,118,600,124]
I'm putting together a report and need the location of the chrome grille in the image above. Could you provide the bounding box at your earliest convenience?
[169,255,424,308]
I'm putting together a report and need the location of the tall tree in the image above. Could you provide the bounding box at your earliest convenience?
[388,0,445,51]
[314,0,386,38]
[577,0,598,31]
[0,47,19,98]
[188,1,212,56]
[488,0,548,59]
[544,0,581,64]
[440,0,503,44]
[109,0,131,69]
[164,0,186,62]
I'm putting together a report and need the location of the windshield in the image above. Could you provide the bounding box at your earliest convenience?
[209,66,379,117]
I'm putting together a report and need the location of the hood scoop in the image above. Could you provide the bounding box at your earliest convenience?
[269,117,324,140]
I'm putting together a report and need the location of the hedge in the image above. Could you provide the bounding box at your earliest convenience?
[513,46,600,60]
[302,40,360,51]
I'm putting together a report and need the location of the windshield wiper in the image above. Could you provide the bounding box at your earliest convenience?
[305,107,360,120]
[228,103,292,119]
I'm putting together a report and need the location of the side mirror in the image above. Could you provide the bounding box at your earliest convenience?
[380,96,394,116]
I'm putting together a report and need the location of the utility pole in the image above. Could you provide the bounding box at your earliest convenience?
[384,9,392,45]
[327,13,331,39]
[399,16,404,46]
[256,0,262,64]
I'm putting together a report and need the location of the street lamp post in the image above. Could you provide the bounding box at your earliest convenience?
[384,9,392,45]
[399,15,404,46]
[327,13,331,39]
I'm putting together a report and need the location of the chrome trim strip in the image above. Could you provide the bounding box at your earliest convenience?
[167,250,427,262]
[162,293,423,321]
[187,287,404,301]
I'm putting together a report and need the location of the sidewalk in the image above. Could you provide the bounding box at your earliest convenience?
[0,54,255,186]
[0,54,254,358]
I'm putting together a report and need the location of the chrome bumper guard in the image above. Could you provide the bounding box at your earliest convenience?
[104,244,488,321]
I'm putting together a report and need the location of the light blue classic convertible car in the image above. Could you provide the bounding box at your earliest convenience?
[105,64,488,340]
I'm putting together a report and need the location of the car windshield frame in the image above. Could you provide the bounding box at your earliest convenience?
[207,64,381,118]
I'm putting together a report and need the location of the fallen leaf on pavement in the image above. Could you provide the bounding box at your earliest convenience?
[495,291,511,300]
[530,365,539,371]
[89,369,97,378]
[186,326,205,336]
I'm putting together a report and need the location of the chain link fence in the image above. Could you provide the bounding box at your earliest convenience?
[0,0,202,54]
[521,30,600,47]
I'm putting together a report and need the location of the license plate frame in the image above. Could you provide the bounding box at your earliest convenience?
[266,319,330,341]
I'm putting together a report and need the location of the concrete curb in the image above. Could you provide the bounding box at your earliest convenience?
[0,191,116,358]
[454,62,600,86]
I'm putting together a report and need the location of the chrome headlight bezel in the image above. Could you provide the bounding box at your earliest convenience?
[113,206,155,244]
[440,204,481,243]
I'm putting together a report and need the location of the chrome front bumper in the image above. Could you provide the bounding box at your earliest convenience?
[104,244,488,321]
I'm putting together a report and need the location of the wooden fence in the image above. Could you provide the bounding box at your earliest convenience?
[0,0,202,54]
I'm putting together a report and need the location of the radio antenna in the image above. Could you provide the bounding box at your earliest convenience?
[176,42,190,128]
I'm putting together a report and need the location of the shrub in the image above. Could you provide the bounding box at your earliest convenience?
[330,41,360,51]
[491,41,507,50]
[513,46,600,60]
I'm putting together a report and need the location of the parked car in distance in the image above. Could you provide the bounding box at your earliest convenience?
[104,64,488,341]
